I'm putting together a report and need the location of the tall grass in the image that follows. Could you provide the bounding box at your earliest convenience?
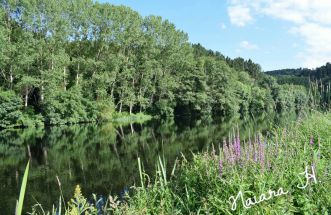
[16,160,30,215]
[120,112,331,214]
[29,112,330,214]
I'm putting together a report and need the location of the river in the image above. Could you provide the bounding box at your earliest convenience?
[0,112,297,213]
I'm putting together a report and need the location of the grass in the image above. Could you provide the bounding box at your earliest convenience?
[27,111,331,214]
[16,160,30,215]
[112,112,153,124]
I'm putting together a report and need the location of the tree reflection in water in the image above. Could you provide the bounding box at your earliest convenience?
[0,112,297,213]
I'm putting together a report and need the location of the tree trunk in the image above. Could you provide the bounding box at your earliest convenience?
[110,85,114,98]
[63,67,67,91]
[130,123,134,134]
[43,147,48,165]
[112,143,119,158]
[119,101,122,113]
[24,88,28,108]
[76,63,80,85]
[9,65,13,90]
[129,103,133,115]
[120,125,124,138]
[68,161,72,179]
[41,85,44,102]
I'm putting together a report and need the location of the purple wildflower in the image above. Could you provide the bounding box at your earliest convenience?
[228,138,235,165]
[258,135,265,169]
[233,138,238,160]
[253,144,257,162]
[310,136,314,145]
[248,138,253,161]
[235,131,241,159]
[223,140,229,162]
[218,159,223,177]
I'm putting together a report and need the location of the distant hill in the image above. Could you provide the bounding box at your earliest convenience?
[266,63,331,85]
[266,63,331,109]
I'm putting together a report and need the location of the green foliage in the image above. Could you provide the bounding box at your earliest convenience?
[0,0,318,128]
[19,108,44,128]
[112,112,152,124]
[250,87,266,114]
[0,90,24,128]
[43,88,98,125]
[267,63,331,110]
[95,100,115,122]
[274,85,309,113]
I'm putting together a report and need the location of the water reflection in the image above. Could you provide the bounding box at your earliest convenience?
[0,112,297,213]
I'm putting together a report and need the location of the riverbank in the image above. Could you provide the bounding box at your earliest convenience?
[27,111,330,214]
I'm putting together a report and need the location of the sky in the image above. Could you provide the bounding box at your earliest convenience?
[99,0,331,71]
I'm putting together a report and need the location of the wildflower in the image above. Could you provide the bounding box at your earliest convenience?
[253,136,258,162]
[274,137,279,158]
[74,184,82,198]
[248,139,253,162]
[235,132,241,160]
[310,136,314,145]
[258,135,265,169]
[228,139,235,165]
[233,138,238,160]
[218,158,223,177]
[223,140,229,162]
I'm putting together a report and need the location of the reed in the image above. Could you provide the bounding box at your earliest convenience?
[16,160,30,215]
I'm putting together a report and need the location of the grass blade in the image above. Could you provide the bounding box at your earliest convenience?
[138,157,144,188]
[16,160,30,215]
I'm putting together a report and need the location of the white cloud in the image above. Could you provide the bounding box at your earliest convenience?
[228,5,253,26]
[292,43,299,48]
[292,23,331,67]
[228,0,331,68]
[240,40,259,50]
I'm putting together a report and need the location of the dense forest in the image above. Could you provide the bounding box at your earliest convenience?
[267,63,331,109]
[0,0,313,128]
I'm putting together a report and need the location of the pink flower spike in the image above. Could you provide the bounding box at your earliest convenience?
[218,159,223,177]
[310,136,314,145]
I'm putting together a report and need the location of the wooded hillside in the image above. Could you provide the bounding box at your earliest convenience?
[0,0,310,128]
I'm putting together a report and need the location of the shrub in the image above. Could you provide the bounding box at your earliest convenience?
[0,90,24,128]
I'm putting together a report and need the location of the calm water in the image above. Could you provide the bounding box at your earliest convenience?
[0,112,297,213]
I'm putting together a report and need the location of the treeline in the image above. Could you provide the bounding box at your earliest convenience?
[267,63,331,81]
[267,63,331,109]
[0,0,309,128]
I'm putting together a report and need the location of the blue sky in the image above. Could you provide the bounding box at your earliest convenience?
[99,0,331,71]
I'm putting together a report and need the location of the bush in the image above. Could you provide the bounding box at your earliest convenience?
[96,99,116,122]
[43,89,97,125]
[0,90,24,128]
